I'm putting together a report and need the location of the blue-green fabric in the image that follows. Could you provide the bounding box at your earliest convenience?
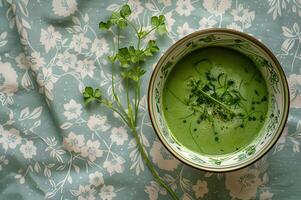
[0,0,300,199]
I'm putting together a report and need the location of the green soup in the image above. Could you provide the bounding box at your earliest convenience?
[163,47,269,155]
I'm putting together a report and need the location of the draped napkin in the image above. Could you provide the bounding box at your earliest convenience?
[0,0,300,199]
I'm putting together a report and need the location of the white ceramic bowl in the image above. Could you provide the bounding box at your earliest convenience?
[148,29,289,172]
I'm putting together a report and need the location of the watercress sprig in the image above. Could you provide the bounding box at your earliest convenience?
[83,4,178,200]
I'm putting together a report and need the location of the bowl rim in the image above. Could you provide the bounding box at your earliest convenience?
[147,28,290,172]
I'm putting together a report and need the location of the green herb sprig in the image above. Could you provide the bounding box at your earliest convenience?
[83,4,178,200]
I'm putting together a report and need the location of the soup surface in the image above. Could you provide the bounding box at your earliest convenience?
[163,47,269,155]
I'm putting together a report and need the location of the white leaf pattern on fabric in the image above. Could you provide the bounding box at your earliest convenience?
[0,0,299,199]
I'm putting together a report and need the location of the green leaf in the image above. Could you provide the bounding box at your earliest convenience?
[122,66,146,82]
[84,87,93,96]
[151,15,167,35]
[94,89,102,98]
[117,19,128,29]
[158,15,165,24]
[82,86,102,105]
[116,47,131,67]
[116,46,145,67]
[109,12,128,29]
[110,12,121,24]
[157,24,167,35]
[99,21,112,30]
[120,4,131,18]
[151,16,159,26]
[144,40,159,56]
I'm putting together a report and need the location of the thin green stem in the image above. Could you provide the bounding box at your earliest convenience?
[111,65,128,120]
[95,99,129,126]
[134,80,141,125]
[137,36,141,50]
[129,125,179,200]
[125,77,134,125]
[104,12,178,200]
[125,18,139,36]
[140,26,157,39]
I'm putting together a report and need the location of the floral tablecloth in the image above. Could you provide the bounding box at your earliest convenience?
[0,0,301,199]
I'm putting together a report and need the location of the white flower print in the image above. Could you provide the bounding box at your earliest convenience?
[165,12,175,32]
[199,17,217,29]
[14,171,25,184]
[76,59,96,78]
[176,0,195,16]
[81,140,103,162]
[150,141,180,171]
[16,53,30,70]
[192,180,209,199]
[91,38,109,58]
[177,22,194,38]
[52,0,78,17]
[89,171,104,187]
[103,157,125,175]
[0,155,8,171]
[36,68,58,91]
[127,0,144,20]
[0,62,18,96]
[56,51,77,72]
[203,0,232,16]
[145,184,159,200]
[40,25,62,53]
[225,167,262,200]
[30,51,46,71]
[288,74,301,108]
[64,99,82,120]
[20,140,37,159]
[87,115,111,132]
[63,132,85,153]
[158,0,171,6]
[226,22,243,31]
[260,191,274,200]
[70,33,91,53]
[77,185,96,200]
[0,128,21,151]
[36,68,58,100]
[231,4,255,29]
[110,127,128,145]
[144,181,167,200]
[99,185,116,200]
